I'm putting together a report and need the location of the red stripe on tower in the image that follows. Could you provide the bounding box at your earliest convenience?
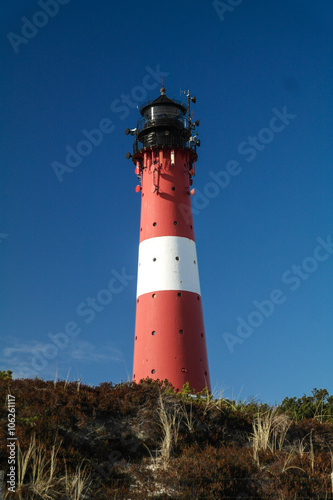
[126,86,211,392]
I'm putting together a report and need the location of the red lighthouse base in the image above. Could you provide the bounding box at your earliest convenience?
[134,290,210,392]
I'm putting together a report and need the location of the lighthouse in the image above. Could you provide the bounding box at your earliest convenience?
[126,86,211,393]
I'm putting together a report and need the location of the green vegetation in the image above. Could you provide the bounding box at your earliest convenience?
[0,370,12,381]
[0,376,332,498]
[279,387,333,422]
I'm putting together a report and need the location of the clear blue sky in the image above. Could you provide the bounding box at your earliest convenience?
[1,0,332,405]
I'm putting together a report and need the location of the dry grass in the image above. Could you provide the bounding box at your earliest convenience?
[6,434,91,499]
[140,391,184,472]
[156,392,182,465]
[61,461,91,500]
[309,429,314,472]
[133,393,185,499]
[294,435,307,458]
[250,408,291,465]
[17,433,60,497]
[181,399,194,433]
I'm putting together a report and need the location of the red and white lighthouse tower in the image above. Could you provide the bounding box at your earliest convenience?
[126,86,211,393]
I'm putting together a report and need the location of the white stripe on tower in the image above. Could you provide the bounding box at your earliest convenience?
[136,236,201,298]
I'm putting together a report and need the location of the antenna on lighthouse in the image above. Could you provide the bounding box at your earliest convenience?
[160,78,166,95]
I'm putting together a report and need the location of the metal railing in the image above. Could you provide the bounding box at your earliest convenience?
[133,133,197,155]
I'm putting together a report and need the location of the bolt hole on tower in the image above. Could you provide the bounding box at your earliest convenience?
[126,86,211,393]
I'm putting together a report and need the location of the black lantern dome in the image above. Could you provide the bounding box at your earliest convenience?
[135,87,190,151]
